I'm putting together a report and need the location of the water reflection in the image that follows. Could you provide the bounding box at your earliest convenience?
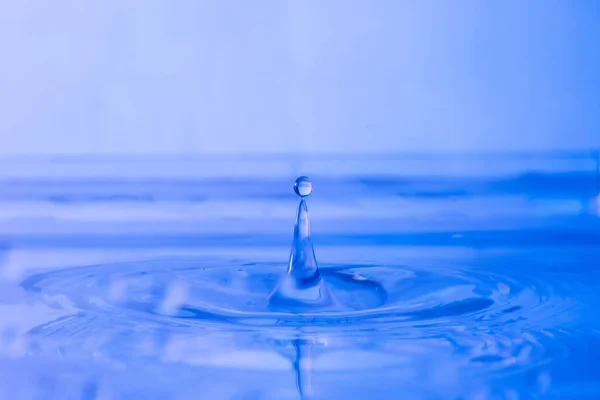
[293,339,314,398]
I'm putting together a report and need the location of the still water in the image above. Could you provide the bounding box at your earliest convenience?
[0,154,599,399]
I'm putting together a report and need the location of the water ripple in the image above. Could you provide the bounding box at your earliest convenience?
[19,255,585,393]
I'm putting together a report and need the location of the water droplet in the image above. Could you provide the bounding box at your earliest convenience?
[294,176,313,198]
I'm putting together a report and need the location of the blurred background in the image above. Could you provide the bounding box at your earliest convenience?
[0,0,598,155]
[0,0,599,277]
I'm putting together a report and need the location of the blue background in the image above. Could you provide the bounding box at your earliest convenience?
[0,1,598,155]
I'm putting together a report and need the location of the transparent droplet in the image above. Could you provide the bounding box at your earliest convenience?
[294,176,313,198]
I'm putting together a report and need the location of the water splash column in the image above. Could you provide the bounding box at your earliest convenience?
[268,177,333,310]
[289,178,320,283]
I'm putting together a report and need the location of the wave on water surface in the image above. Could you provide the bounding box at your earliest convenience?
[1,156,600,399]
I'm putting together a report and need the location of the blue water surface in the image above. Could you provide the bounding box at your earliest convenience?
[0,154,599,399]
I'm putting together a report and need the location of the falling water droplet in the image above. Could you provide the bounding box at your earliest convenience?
[294,176,313,198]
[268,177,332,311]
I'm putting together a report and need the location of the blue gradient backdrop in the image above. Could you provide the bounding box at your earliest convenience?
[0,1,598,154]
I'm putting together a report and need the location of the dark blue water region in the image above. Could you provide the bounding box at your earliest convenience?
[0,171,598,202]
[1,227,600,249]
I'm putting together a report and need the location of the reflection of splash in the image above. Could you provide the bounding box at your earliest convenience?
[293,339,314,398]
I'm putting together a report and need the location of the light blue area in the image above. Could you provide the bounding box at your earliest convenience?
[0,1,599,153]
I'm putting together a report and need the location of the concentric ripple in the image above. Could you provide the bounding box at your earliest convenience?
[20,256,576,335]
[15,251,595,398]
